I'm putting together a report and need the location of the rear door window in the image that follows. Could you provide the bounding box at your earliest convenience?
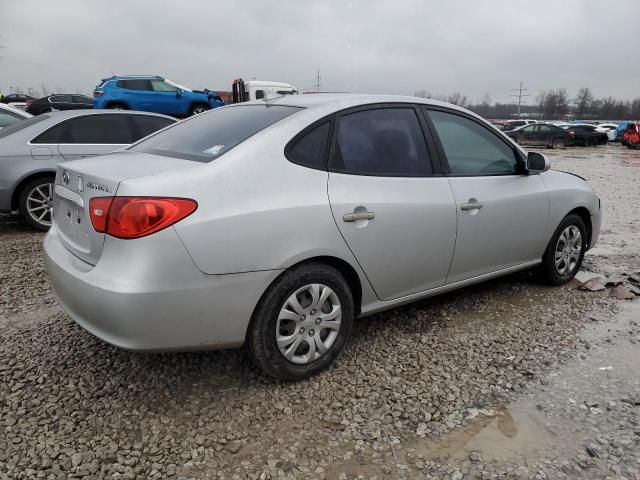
[286,121,331,169]
[131,105,301,162]
[331,107,432,176]
[118,79,152,91]
[131,115,175,140]
[62,114,134,144]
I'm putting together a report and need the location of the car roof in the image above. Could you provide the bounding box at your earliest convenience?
[0,103,32,117]
[38,109,175,120]
[102,75,162,81]
[244,93,477,115]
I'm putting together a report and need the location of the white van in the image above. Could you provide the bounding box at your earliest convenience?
[231,79,298,102]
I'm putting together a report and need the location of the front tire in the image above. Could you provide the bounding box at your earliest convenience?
[19,177,55,231]
[540,214,587,285]
[247,263,354,381]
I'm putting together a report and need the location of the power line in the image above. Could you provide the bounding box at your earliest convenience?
[509,81,530,118]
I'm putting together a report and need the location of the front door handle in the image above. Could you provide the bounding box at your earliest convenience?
[461,202,483,211]
[343,211,375,222]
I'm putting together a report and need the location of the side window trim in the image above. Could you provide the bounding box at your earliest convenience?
[284,115,335,171]
[421,106,525,176]
[327,103,438,177]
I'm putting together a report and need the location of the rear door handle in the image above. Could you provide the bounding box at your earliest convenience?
[343,211,375,222]
[461,202,483,211]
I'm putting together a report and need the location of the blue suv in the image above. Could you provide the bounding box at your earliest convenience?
[93,75,224,117]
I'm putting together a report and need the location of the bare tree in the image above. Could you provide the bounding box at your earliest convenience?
[536,90,547,119]
[447,92,468,107]
[573,87,594,118]
[414,89,429,98]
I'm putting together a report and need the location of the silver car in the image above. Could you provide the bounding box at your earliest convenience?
[44,94,602,380]
[0,110,175,229]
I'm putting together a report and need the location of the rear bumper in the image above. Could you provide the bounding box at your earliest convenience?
[43,224,280,351]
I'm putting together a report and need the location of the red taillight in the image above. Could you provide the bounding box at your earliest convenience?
[93,90,104,97]
[89,197,197,239]
[88,197,114,233]
[26,100,33,108]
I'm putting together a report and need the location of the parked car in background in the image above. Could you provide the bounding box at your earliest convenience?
[505,123,573,148]
[26,95,94,115]
[562,124,608,146]
[93,75,224,117]
[503,119,537,131]
[490,121,511,131]
[596,123,619,142]
[0,110,175,230]
[1,93,35,104]
[44,94,601,380]
[614,121,629,142]
[622,121,640,148]
[0,103,32,129]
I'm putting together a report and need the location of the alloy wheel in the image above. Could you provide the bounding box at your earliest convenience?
[26,182,53,227]
[554,225,582,275]
[276,283,342,365]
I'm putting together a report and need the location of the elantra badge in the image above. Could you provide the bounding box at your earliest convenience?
[77,175,84,193]
[62,170,70,185]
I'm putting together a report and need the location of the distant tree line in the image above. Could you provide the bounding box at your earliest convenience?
[415,87,640,120]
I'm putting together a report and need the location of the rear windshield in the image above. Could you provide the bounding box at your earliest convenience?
[130,105,302,162]
[0,115,49,140]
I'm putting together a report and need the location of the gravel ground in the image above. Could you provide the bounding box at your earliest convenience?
[0,145,639,479]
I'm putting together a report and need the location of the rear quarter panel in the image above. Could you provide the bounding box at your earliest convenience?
[114,109,377,303]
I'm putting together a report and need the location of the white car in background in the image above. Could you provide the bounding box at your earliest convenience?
[8,102,28,111]
[596,123,618,142]
[0,103,32,129]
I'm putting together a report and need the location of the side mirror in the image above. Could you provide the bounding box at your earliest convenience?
[527,152,550,172]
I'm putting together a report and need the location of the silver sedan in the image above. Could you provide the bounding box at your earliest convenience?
[44,94,602,380]
[0,110,175,229]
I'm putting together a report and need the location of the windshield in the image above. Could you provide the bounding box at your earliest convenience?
[165,79,192,92]
[0,115,49,140]
[130,105,302,162]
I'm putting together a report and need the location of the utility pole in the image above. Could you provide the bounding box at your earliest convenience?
[509,81,530,118]
[314,69,322,92]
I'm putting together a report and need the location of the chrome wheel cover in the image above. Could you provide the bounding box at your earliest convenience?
[276,283,342,365]
[555,225,582,275]
[193,107,207,115]
[26,182,53,227]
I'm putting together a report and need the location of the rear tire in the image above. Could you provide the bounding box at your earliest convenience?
[551,137,566,149]
[19,177,55,231]
[107,103,128,110]
[190,103,210,116]
[540,214,587,285]
[247,263,354,381]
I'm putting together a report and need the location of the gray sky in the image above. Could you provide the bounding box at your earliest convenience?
[1,0,638,103]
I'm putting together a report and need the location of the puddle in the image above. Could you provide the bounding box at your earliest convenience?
[401,300,640,466]
[409,403,570,463]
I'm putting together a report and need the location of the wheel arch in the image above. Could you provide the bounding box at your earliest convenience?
[567,206,593,249]
[252,255,364,321]
[11,170,56,211]
[105,100,130,109]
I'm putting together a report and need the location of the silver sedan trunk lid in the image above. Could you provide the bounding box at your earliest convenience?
[53,152,200,265]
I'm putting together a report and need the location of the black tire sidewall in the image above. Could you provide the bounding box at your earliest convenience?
[190,104,210,116]
[247,263,354,381]
[541,214,587,285]
[19,177,54,231]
